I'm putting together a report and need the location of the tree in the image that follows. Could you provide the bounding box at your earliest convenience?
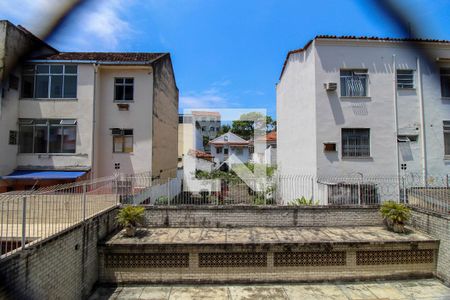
[217,124,231,136]
[230,112,276,140]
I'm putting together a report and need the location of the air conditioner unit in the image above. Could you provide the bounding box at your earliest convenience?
[324,82,337,91]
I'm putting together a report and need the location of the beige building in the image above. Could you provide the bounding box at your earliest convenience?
[0,21,178,192]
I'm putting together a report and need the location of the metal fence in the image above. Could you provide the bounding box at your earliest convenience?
[1,170,448,258]
[0,176,119,258]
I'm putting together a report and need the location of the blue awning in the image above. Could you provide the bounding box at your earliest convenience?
[1,170,86,180]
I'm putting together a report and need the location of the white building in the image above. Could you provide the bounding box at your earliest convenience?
[0,22,178,192]
[209,132,250,168]
[252,131,277,166]
[277,36,450,181]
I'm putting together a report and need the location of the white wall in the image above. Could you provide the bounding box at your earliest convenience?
[211,144,250,164]
[16,64,95,170]
[277,45,317,175]
[96,66,154,177]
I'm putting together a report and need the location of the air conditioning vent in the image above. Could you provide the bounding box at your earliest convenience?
[324,82,337,91]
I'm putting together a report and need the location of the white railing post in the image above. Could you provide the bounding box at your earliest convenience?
[21,196,27,250]
[167,178,171,206]
[357,181,361,206]
[82,184,87,221]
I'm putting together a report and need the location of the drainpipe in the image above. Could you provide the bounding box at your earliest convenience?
[393,55,402,201]
[417,56,427,184]
[91,64,99,179]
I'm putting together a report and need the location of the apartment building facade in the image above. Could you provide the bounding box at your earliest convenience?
[0,21,178,191]
[277,36,450,179]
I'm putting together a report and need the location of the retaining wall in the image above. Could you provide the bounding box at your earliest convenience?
[143,205,383,228]
[410,207,450,285]
[0,208,118,300]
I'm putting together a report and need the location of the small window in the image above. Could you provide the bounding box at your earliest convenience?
[234,148,243,155]
[9,131,17,145]
[216,147,222,154]
[114,78,134,101]
[397,135,418,142]
[224,148,229,155]
[397,70,415,89]
[342,128,370,158]
[113,129,133,153]
[440,69,450,98]
[444,121,450,156]
[340,70,368,97]
[323,143,336,152]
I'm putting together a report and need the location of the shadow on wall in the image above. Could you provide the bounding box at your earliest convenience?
[326,92,344,125]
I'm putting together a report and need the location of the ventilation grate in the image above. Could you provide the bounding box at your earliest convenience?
[274,251,346,267]
[104,253,189,268]
[356,249,434,265]
[199,252,267,268]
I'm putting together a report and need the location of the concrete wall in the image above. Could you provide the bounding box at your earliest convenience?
[17,64,95,170]
[96,66,154,177]
[143,206,383,228]
[277,45,317,175]
[0,208,117,300]
[410,207,450,285]
[152,55,179,179]
[277,39,450,177]
[0,21,57,178]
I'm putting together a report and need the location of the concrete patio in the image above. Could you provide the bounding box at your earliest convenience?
[90,278,450,299]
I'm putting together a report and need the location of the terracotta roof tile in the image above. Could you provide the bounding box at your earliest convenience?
[31,52,167,63]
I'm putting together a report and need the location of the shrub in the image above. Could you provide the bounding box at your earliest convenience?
[289,196,317,206]
[380,201,411,225]
[155,196,168,205]
[116,205,145,227]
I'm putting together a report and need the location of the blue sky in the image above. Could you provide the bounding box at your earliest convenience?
[1,0,449,118]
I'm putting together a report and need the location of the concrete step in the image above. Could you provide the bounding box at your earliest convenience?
[99,226,439,284]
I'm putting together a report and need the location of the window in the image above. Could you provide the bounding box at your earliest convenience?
[112,129,133,153]
[18,119,77,153]
[397,70,415,89]
[210,126,215,131]
[224,148,229,155]
[9,131,17,145]
[440,68,450,98]
[444,121,450,156]
[114,78,134,101]
[397,135,418,142]
[234,148,243,155]
[340,69,368,97]
[342,128,370,158]
[216,147,222,154]
[21,64,77,99]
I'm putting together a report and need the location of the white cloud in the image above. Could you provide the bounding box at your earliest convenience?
[180,87,238,109]
[0,0,134,51]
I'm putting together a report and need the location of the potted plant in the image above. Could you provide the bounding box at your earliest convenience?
[116,205,145,237]
[380,201,411,233]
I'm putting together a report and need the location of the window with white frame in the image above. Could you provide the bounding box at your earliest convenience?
[397,70,415,89]
[112,129,133,153]
[444,121,450,156]
[234,147,243,155]
[114,78,134,101]
[340,69,368,97]
[21,65,77,99]
[19,119,77,153]
[440,68,450,98]
[342,128,370,158]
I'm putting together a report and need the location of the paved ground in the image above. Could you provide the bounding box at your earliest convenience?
[105,226,436,245]
[90,279,450,299]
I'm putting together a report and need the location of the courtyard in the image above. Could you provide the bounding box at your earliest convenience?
[90,278,450,299]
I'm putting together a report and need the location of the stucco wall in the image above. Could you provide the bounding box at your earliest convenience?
[0,208,117,300]
[96,66,154,177]
[16,64,95,170]
[277,45,317,175]
[152,55,178,179]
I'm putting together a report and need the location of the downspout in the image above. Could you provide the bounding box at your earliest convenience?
[91,63,99,179]
[392,55,402,201]
[417,56,427,184]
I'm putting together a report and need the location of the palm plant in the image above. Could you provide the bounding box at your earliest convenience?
[116,205,145,237]
[380,201,411,233]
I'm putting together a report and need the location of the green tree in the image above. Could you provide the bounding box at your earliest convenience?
[231,112,275,140]
[217,124,231,136]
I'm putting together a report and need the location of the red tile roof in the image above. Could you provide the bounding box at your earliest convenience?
[191,111,221,117]
[279,35,450,80]
[188,149,214,160]
[31,52,167,63]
